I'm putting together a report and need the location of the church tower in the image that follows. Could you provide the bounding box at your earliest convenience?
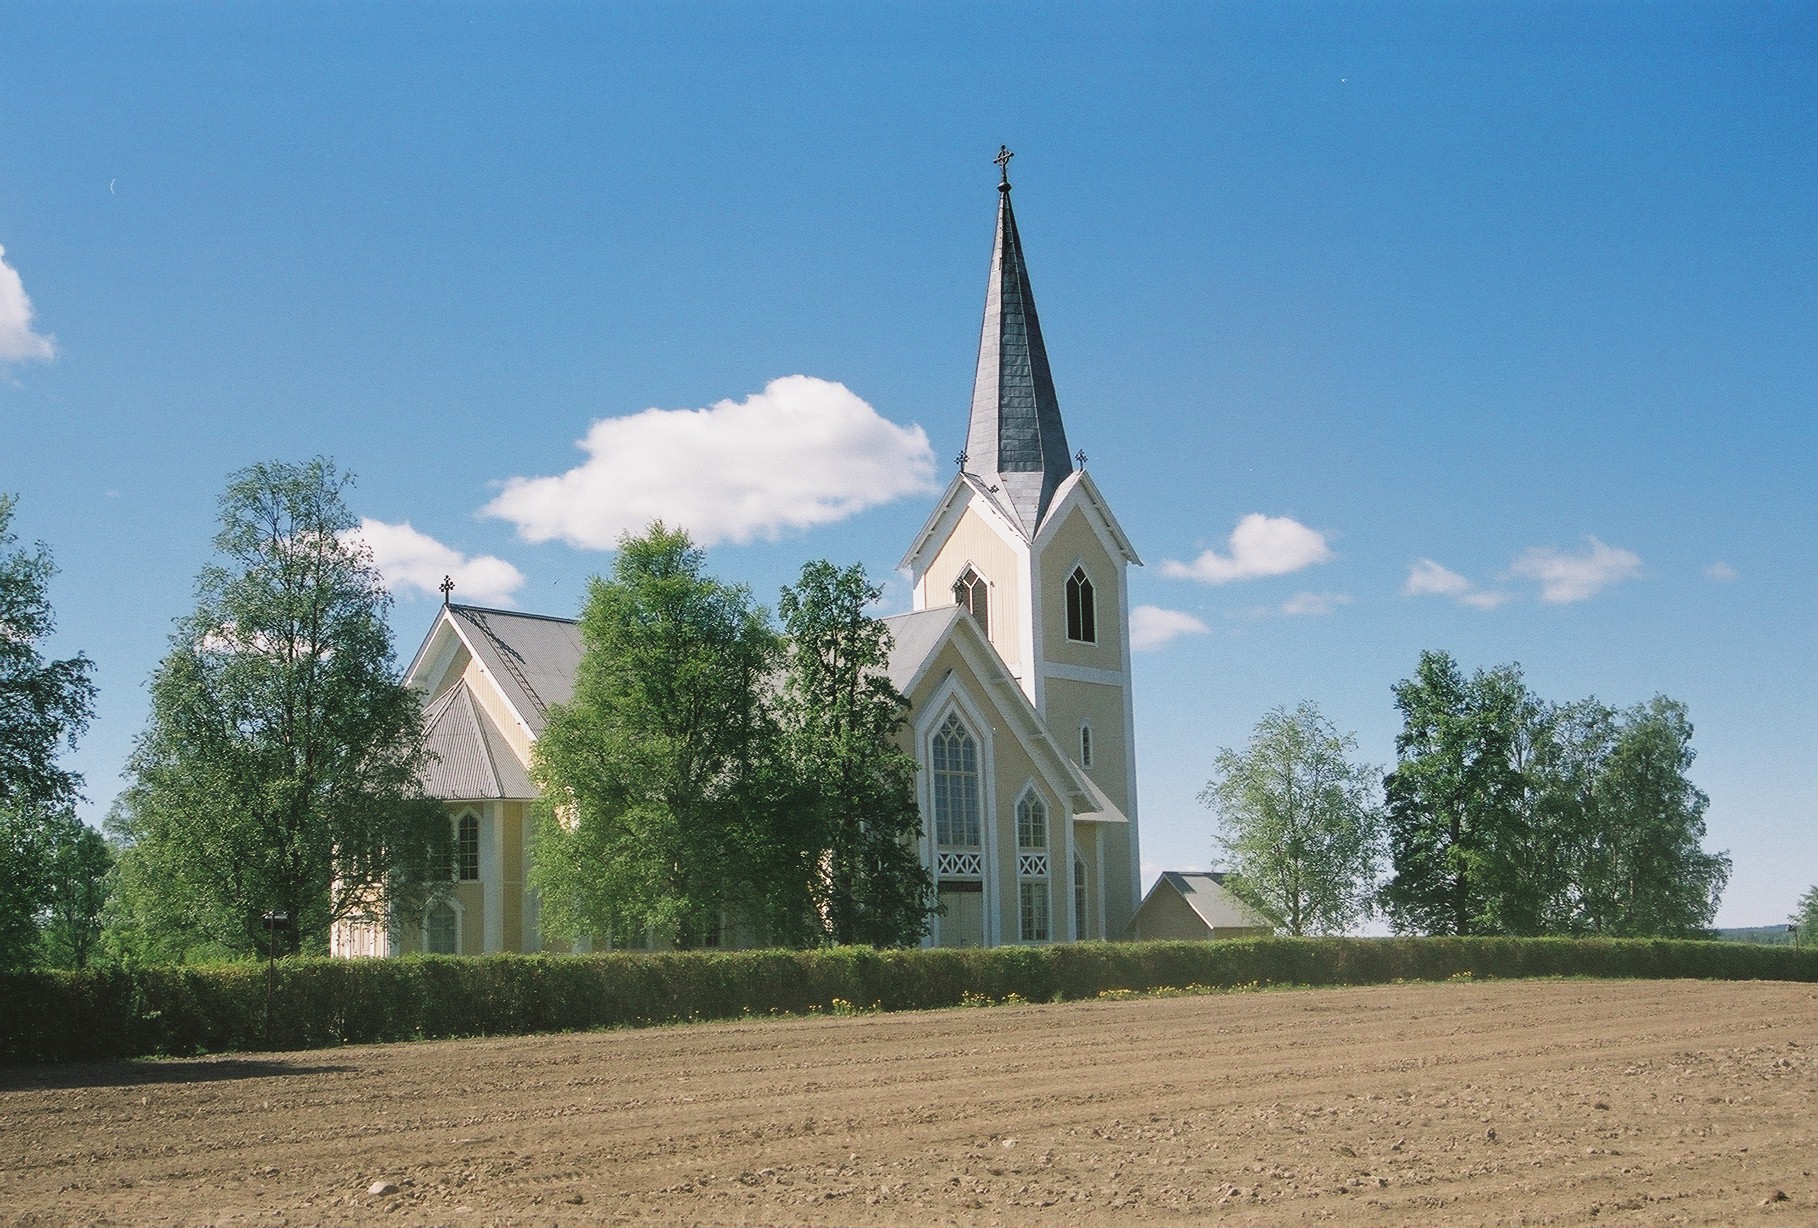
[900,149,1144,937]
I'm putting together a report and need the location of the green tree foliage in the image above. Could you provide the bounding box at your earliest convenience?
[778,561,934,947]
[530,525,780,948]
[1382,650,1729,938]
[0,494,99,971]
[1380,652,1540,936]
[0,494,97,815]
[1555,697,1729,936]
[1199,702,1382,936]
[40,809,112,968]
[114,459,447,958]
[1793,887,1818,948]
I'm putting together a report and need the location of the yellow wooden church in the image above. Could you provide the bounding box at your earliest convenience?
[333,155,1144,957]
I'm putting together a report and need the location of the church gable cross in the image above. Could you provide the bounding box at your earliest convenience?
[440,575,455,605]
[995,145,1013,186]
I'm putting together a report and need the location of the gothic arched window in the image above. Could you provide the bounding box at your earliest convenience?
[1066,567,1096,643]
[426,902,458,954]
[456,813,480,881]
[1079,723,1094,769]
[1016,790,1047,850]
[953,568,990,636]
[931,713,982,847]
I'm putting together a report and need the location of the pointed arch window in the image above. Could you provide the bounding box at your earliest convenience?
[953,568,990,637]
[1016,789,1048,852]
[426,901,458,954]
[456,813,480,881]
[1079,723,1094,769]
[931,713,981,849]
[1066,567,1097,643]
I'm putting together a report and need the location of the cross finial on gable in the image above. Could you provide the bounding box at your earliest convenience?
[955,449,969,469]
[995,145,1013,190]
[439,575,455,605]
[1075,449,1088,469]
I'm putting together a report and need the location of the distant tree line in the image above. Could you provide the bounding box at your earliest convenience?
[1204,652,1731,939]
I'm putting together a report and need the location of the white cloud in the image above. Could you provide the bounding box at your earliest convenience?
[1160,514,1334,584]
[1403,558,1473,598]
[1280,591,1352,617]
[482,376,936,550]
[349,519,526,607]
[1403,558,1511,610]
[1509,536,1642,604]
[1130,604,1211,652]
[0,245,55,364]
[1703,560,1738,582]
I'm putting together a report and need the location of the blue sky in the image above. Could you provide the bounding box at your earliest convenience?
[3,2,1812,926]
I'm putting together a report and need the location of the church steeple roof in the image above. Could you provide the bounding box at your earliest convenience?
[965,147,1074,536]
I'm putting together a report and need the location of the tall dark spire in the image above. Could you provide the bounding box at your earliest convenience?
[965,147,1073,535]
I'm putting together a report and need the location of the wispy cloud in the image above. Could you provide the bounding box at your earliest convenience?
[0,245,55,365]
[1509,536,1642,603]
[1130,605,1211,652]
[1280,591,1352,617]
[1160,514,1333,584]
[483,376,936,550]
[349,519,526,607]
[1403,558,1511,610]
[1703,560,1738,582]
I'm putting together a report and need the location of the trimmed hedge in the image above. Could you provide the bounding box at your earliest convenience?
[2,937,1811,1065]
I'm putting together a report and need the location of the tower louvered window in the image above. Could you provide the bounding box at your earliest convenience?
[1066,567,1096,643]
[953,569,990,637]
[931,713,981,849]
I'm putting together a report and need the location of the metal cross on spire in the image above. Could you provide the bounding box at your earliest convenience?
[994,144,1013,189]
[439,575,455,605]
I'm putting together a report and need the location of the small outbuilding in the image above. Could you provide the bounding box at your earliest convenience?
[1125,871,1274,942]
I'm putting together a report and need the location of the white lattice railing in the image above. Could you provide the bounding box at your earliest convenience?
[937,849,983,877]
[1018,852,1049,878]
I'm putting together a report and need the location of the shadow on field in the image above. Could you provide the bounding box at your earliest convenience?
[0,1057,358,1092]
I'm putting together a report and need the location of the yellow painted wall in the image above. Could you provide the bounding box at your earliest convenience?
[1038,506,1122,671]
[1129,889,1212,941]
[1043,679,1128,806]
[902,632,1084,947]
[502,801,524,953]
[923,505,1027,674]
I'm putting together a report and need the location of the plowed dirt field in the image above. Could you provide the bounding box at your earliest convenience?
[1,978,1812,1227]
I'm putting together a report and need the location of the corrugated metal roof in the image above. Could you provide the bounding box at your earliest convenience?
[880,606,963,694]
[448,605,583,735]
[420,682,537,800]
[1162,871,1274,932]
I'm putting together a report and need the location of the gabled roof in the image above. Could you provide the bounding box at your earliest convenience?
[420,682,537,800]
[880,606,964,695]
[881,604,1126,825]
[965,166,1075,537]
[1151,871,1274,932]
[409,604,583,737]
[1035,470,1143,566]
[897,470,1031,572]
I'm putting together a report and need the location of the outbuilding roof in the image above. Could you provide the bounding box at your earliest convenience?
[1156,871,1275,932]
